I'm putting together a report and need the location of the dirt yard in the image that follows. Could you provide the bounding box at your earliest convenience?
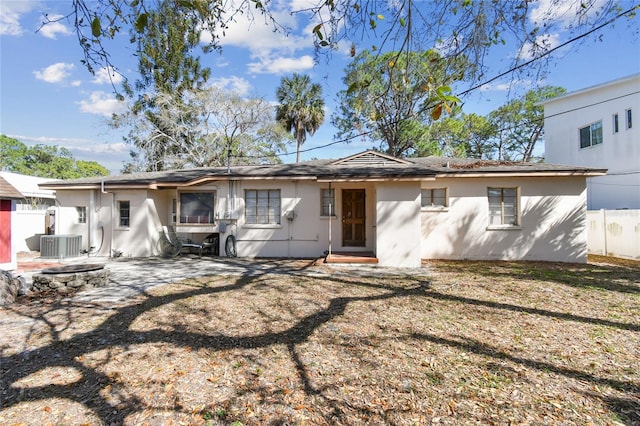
[1,258,639,425]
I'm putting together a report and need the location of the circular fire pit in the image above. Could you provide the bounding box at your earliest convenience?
[42,264,105,274]
[33,263,109,292]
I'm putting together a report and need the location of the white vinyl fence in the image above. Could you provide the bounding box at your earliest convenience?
[587,209,640,260]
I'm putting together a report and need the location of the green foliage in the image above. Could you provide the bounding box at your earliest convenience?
[417,86,566,161]
[116,0,213,171]
[0,135,109,178]
[332,49,465,157]
[276,73,325,163]
[488,86,566,161]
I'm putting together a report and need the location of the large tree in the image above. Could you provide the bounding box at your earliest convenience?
[114,88,291,172]
[276,73,325,163]
[488,86,566,161]
[333,49,464,157]
[114,0,212,171]
[0,135,109,178]
[56,1,637,91]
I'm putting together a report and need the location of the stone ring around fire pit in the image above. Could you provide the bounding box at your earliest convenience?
[33,263,109,292]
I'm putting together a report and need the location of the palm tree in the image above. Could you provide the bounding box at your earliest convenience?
[276,73,325,162]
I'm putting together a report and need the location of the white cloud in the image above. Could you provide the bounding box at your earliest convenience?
[212,76,252,96]
[517,33,561,61]
[77,91,127,117]
[38,14,72,39]
[73,142,129,153]
[92,67,124,85]
[33,62,75,84]
[201,0,315,76]
[0,0,37,36]
[478,79,538,93]
[248,55,315,74]
[528,0,608,29]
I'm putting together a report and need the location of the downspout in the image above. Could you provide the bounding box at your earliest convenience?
[328,182,332,258]
[88,190,94,257]
[101,180,114,257]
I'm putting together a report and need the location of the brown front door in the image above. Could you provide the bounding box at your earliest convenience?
[342,189,366,246]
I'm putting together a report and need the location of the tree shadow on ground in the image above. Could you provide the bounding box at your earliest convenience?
[1,260,638,424]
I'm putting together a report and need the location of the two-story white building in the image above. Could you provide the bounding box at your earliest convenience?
[543,73,640,210]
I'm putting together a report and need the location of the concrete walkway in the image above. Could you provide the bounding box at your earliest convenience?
[16,255,431,304]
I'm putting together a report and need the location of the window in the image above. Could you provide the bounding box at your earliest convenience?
[421,188,447,208]
[245,189,281,225]
[488,187,518,226]
[76,206,87,224]
[613,114,619,133]
[321,188,336,216]
[579,121,603,148]
[626,109,632,129]
[179,192,215,224]
[118,201,130,227]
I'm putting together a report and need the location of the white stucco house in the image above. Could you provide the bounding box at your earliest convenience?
[542,73,640,210]
[39,150,605,267]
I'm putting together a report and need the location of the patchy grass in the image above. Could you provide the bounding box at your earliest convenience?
[1,260,639,425]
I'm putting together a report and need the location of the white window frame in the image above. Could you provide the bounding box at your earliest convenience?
[421,188,448,211]
[579,120,603,149]
[118,200,130,228]
[321,188,336,217]
[244,189,281,226]
[487,187,520,229]
[178,191,216,225]
[76,206,87,224]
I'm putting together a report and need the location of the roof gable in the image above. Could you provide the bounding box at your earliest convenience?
[329,150,411,166]
[0,176,24,199]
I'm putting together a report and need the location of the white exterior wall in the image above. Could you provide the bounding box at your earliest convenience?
[421,176,588,263]
[55,189,163,258]
[12,210,47,252]
[544,74,640,210]
[233,180,378,259]
[376,182,422,268]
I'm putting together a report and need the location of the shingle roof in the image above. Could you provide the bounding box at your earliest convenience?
[38,151,607,190]
[0,175,24,199]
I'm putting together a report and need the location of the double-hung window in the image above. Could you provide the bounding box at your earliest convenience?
[488,187,518,226]
[579,121,603,148]
[421,188,447,208]
[118,201,130,227]
[179,192,215,224]
[321,188,336,216]
[76,206,87,224]
[245,189,281,225]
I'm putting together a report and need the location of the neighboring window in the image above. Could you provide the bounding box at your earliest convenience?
[118,201,130,227]
[488,187,518,226]
[245,189,281,225]
[76,206,87,224]
[421,188,447,208]
[172,198,177,224]
[626,109,632,129]
[579,121,603,148]
[179,192,215,224]
[321,188,336,216]
[613,113,619,133]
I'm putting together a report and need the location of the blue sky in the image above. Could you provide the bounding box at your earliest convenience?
[1,0,639,174]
